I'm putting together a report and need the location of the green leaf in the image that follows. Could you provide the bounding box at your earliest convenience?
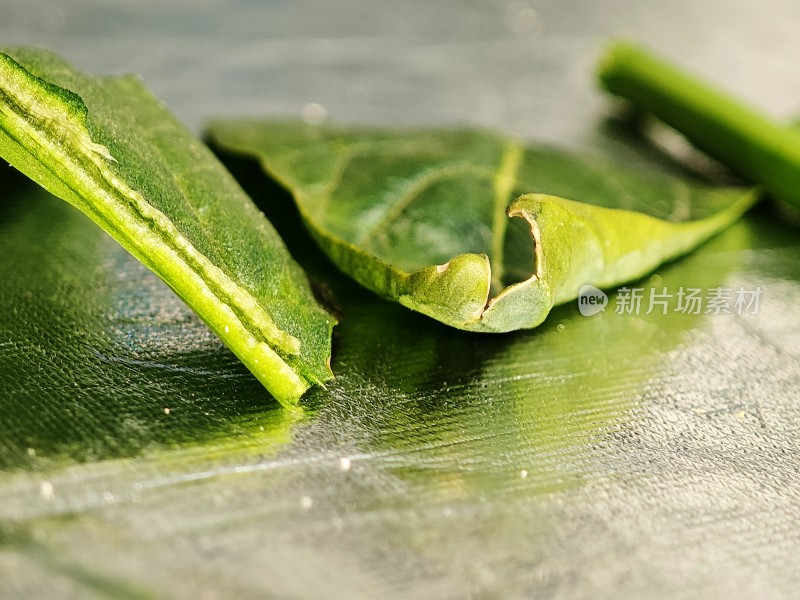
[0,48,335,406]
[208,121,757,332]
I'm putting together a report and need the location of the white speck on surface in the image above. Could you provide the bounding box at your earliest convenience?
[520,469,528,479]
[40,481,54,501]
[301,102,327,125]
[436,262,450,274]
[300,496,313,510]
[224,325,230,333]
[556,323,565,332]
[26,447,36,457]
[164,407,171,415]
[505,2,541,36]
[339,457,351,471]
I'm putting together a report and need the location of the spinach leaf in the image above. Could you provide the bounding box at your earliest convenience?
[0,48,335,406]
[208,121,756,332]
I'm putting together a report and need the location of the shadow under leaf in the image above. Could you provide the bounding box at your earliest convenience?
[0,174,297,470]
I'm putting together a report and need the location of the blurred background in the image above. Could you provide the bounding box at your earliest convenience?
[3,0,800,144]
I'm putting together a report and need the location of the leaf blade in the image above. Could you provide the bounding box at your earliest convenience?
[0,49,335,405]
[209,120,757,332]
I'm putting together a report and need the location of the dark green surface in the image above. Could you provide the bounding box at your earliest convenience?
[1,1,799,598]
[0,171,291,468]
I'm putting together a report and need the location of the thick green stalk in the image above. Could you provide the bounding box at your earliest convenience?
[598,41,800,210]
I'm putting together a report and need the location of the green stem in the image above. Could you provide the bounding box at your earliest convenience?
[598,40,800,209]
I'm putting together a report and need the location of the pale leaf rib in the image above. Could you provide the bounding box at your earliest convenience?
[489,140,524,289]
[354,162,492,245]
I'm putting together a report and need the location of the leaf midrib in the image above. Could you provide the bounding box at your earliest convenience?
[0,57,303,360]
[489,141,524,290]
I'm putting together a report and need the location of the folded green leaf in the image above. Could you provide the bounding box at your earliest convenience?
[0,48,335,406]
[208,121,757,332]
